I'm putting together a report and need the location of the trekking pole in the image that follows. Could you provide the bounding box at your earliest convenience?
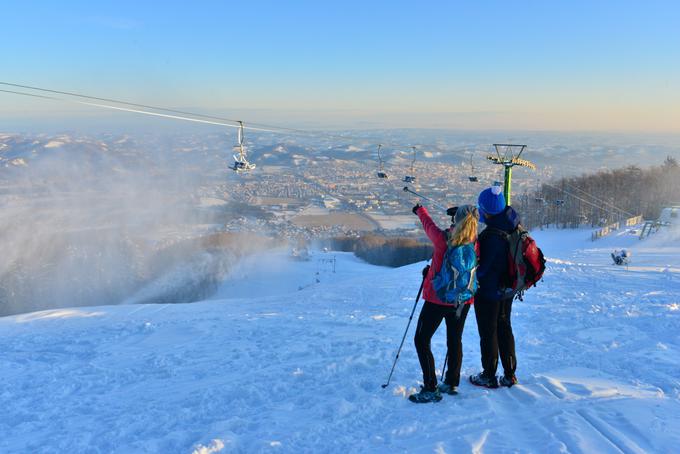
[403,186,448,211]
[441,350,448,382]
[381,275,426,389]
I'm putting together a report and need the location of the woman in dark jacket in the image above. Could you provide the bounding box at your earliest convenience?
[470,186,521,389]
[409,204,479,403]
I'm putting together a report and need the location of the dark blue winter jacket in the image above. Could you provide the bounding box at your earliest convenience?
[477,206,521,301]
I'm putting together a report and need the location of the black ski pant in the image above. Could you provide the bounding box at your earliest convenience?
[473,294,516,378]
[414,300,471,391]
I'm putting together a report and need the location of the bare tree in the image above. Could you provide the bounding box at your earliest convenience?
[519,158,680,229]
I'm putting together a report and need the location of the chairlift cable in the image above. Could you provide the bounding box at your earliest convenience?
[0,87,277,132]
[0,81,314,136]
[2,82,529,180]
[0,82,420,149]
[0,81,239,124]
[3,83,541,213]
[561,180,635,217]
[0,88,53,101]
[542,182,622,214]
[2,82,500,160]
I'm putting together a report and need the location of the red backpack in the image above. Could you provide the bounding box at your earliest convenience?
[485,225,546,300]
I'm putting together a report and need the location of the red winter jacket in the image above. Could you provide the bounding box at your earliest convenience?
[416,206,477,306]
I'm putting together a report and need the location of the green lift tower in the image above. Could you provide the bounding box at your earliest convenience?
[487,144,536,206]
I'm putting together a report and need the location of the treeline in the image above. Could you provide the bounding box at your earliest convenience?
[328,235,432,267]
[516,157,680,229]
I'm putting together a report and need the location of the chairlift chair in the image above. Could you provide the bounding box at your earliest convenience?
[402,146,417,183]
[467,152,479,182]
[231,155,256,172]
[231,121,256,173]
[376,144,389,179]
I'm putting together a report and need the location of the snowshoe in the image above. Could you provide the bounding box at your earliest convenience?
[499,375,518,388]
[408,386,443,403]
[469,372,499,389]
[437,382,458,395]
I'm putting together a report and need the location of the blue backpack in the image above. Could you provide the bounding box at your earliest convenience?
[432,239,478,307]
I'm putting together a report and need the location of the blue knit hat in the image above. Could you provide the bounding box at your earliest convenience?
[478,185,506,217]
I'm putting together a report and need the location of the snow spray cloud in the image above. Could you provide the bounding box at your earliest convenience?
[0,132,269,316]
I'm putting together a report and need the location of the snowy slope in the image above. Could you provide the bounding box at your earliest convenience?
[1,230,680,453]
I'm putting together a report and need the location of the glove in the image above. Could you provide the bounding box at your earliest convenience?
[446,206,458,218]
[412,203,422,215]
[422,264,430,278]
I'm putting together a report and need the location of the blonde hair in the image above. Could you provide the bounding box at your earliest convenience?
[450,212,478,246]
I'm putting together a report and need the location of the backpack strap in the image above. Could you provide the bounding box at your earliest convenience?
[455,301,466,318]
[467,266,477,292]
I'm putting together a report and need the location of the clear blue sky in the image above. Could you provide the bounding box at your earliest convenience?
[1,1,679,132]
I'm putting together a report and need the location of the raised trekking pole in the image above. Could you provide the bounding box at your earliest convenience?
[403,186,448,211]
[381,274,426,389]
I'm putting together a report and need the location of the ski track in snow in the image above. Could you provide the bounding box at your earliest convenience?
[1,229,680,453]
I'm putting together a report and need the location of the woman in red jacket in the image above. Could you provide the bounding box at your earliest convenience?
[409,203,479,403]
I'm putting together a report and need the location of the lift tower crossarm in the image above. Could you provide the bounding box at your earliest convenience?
[487,144,535,205]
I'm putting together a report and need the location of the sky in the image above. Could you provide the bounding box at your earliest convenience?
[1,0,679,132]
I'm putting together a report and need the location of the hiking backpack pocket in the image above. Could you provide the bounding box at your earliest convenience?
[432,242,478,305]
[485,226,546,300]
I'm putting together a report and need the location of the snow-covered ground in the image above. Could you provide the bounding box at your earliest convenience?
[1,227,679,453]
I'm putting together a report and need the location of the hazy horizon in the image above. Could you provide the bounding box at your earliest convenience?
[2,1,679,134]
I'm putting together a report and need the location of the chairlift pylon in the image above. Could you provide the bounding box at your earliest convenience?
[376,144,388,179]
[231,121,256,173]
[402,146,416,183]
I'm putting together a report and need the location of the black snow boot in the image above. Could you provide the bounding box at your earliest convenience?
[408,386,443,403]
[469,372,499,389]
[499,375,518,388]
